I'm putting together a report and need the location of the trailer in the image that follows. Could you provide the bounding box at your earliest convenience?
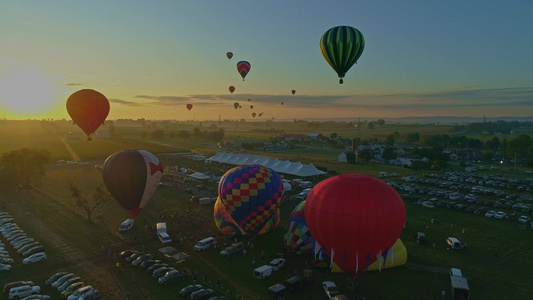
[450,276,470,300]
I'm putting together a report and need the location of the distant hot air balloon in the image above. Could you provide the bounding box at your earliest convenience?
[66,89,110,141]
[252,112,256,118]
[236,61,251,81]
[102,150,164,218]
[284,201,315,254]
[305,174,405,276]
[248,99,251,101]
[292,90,296,95]
[281,102,284,105]
[218,165,283,235]
[250,105,253,109]
[226,52,233,60]
[239,105,242,108]
[186,104,193,111]
[320,25,365,84]
[233,102,239,109]
[229,86,235,93]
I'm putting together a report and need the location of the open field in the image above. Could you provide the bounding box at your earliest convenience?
[1,120,532,299]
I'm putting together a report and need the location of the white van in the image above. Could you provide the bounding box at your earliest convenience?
[194,237,215,251]
[253,265,273,279]
[119,219,135,233]
[297,188,313,200]
[158,232,172,244]
[9,285,40,299]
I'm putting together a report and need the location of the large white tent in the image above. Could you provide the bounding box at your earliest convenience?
[205,152,326,177]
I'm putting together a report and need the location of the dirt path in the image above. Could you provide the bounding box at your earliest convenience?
[58,136,81,161]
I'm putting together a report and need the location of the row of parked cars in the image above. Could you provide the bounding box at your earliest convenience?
[1,211,48,269]
[45,271,100,299]
[121,249,188,285]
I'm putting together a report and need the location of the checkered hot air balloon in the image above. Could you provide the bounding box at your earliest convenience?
[284,201,315,254]
[218,165,283,235]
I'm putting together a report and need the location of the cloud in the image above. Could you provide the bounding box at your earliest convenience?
[109,98,146,106]
[65,83,83,86]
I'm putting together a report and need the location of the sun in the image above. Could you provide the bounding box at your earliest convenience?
[0,66,62,115]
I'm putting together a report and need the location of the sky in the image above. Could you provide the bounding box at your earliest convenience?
[1,1,532,121]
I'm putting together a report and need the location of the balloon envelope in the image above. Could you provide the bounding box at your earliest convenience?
[226,52,233,60]
[186,104,193,111]
[66,89,110,139]
[292,90,296,95]
[229,86,235,93]
[214,197,246,236]
[305,174,405,275]
[218,165,283,235]
[284,201,315,254]
[320,26,365,84]
[233,102,239,109]
[236,61,251,81]
[102,150,163,218]
[252,112,256,118]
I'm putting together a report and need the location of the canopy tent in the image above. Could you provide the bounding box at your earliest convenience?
[189,172,211,180]
[206,152,326,177]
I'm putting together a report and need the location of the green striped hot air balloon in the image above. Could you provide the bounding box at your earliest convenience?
[320,25,365,84]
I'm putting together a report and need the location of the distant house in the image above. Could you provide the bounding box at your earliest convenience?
[390,154,422,167]
[282,134,307,141]
[308,132,328,140]
[338,150,357,163]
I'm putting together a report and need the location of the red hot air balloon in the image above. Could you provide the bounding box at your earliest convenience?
[102,149,163,218]
[236,61,251,81]
[305,174,406,276]
[226,52,233,60]
[229,86,235,93]
[186,104,193,111]
[292,90,296,95]
[66,89,110,141]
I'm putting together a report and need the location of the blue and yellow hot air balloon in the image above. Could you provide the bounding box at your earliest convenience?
[320,25,365,84]
[284,201,315,254]
[218,165,283,235]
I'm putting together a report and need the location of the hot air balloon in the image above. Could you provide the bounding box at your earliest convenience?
[292,90,296,95]
[186,104,193,111]
[102,150,163,218]
[66,89,110,141]
[226,52,233,60]
[229,86,235,93]
[218,165,283,235]
[281,102,284,105]
[248,99,251,101]
[305,174,405,276]
[233,102,239,109]
[236,61,251,81]
[252,112,256,118]
[320,25,365,84]
[250,105,253,109]
[214,197,246,236]
[284,201,315,254]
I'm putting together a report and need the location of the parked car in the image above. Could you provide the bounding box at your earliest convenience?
[0,263,12,271]
[23,252,47,265]
[415,232,427,244]
[22,245,45,257]
[219,242,244,258]
[494,211,507,219]
[60,281,84,297]
[119,250,137,259]
[19,295,51,300]
[190,288,216,300]
[146,263,168,273]
[179,284,203,298]
[3,281,34,294]
[126,252,144,262]
[140,259,161,269]
[152,266,174,278]
[447,237,466,250]
[269,258,286,271]
[322,281,340,300]
[8,285,40,299]
[17,242,41,254]
[52,274,76,289]
[158,269,188,285]
[518,215,531,224]
[77,289,100,300]
[485,210,496,218]
[132,254,153,266]
[0,257,14,264]
[57,277,82,292]
[45,272,68,286]
[66,285,93,300]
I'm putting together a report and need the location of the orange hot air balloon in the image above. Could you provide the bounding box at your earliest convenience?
[186,104,193,111]
[229,86,235,93]
[66,89,110,141]
[292,90,296,95]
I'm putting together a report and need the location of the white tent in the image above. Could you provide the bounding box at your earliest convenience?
[205,152,326,177]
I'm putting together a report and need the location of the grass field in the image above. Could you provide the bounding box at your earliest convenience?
[1,120,532,300]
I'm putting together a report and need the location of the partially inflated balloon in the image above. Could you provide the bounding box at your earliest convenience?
[284,201,315,254]
[218,165,283,235]
[229,86,235,93]
[236,61,251,81]
[305,174,405,276]
[66,89,110,140]
[214,197,245,236]
[102,150,163,218]
[186,104,193,111]
[320,26,365,84]
[226,52,233,60]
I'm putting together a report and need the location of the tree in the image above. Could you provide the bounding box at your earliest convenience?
[150,129,165,139]
[384,135,395,146]
[408,133,420,144]
[382,147,397,161]
[377,119,385,126]
[0,148,51,188]
[367,122,375,129]
[358,148,375,162]
[330,133,338,140]
[69,183,110,221]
